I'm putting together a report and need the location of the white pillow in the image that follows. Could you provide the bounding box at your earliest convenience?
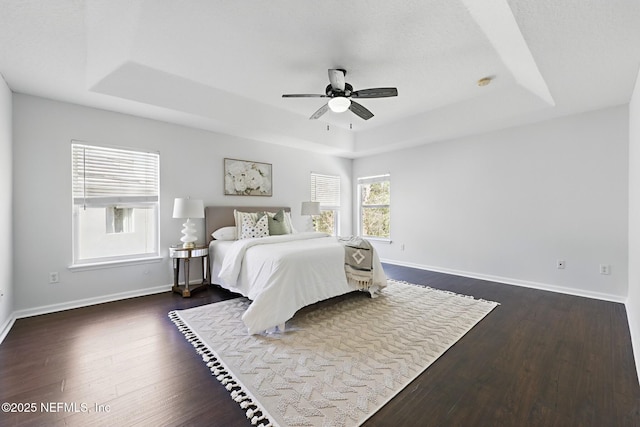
[239,213,269,239]
[234,210,258,237]
[284,211,297,233]
[212,226,237,241]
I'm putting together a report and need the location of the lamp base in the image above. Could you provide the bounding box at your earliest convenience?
[179,218,198,248]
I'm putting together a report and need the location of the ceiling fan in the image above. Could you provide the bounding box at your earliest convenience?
[282,69,398,120]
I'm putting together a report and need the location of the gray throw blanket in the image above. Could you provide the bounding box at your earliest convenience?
[338,236,374,290]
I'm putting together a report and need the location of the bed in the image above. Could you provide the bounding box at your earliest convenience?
[205,206,387,334]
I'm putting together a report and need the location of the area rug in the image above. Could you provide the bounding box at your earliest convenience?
[169,280,499,427]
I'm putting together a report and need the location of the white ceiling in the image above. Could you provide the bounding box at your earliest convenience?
[2,0,640,158]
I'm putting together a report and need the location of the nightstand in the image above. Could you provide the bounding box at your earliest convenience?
[169,245,209,297]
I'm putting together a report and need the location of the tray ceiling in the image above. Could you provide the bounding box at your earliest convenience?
[2,0,639,157]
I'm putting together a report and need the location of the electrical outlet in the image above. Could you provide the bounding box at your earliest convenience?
[49,272,59,283]
[600,264,611,275]
[557,260,565,269]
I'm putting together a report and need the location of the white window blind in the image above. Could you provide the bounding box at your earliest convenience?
[357,173,390,186]
[72,143,159,207]
[311,173,341,207]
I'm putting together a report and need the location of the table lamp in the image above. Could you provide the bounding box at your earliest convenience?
[172,198,204,248]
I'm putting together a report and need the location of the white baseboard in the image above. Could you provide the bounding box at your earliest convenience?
[13,284,172,320]
[381,258,626,303]
[0,283,177,344]
[625,302,640,387]
[0,313,17,345]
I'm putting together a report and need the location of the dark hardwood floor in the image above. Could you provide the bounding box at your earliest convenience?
[1,264,639,426]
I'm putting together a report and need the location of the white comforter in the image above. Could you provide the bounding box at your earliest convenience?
[215,232,387,334]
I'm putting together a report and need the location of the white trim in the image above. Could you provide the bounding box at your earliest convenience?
[0,284,173,345]
[357,174,391,239]
[367,237,392,244]
[0,313,17,345]
[381,258,626,303]
[71,141,161,265]
[625,304,640,387]
[69,256,164,271]
[0,279,212,345]
[357,173,391,184]
[12,284,171,320]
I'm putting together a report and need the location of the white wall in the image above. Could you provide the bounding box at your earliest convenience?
[354,106,629,301]
[12,94,352,314]
[627,67,640,382]
[0,75,13,338]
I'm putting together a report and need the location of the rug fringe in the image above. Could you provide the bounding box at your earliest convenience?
[168,311,275,427]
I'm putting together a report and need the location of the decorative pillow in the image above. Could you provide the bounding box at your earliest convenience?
[284,211,297,233]
[239,213,269,239]
[234,210,258,237]
[265,209,292,235]
[212,226,237,241]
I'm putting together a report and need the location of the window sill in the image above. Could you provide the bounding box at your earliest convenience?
[69,256,164,272]
[365,237,392,244]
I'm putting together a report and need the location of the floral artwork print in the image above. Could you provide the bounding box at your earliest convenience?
[224,158,272,196]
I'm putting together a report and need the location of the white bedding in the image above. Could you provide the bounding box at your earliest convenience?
[210,232,387,334]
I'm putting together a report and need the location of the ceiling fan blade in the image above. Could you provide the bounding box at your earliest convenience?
[309,103,329,120]
[328,69,346,92]
[282,94,327,98]
[351,87,398,98]
[349,101,374,120]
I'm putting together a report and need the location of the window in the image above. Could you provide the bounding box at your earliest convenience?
[358,174,390,239]
[310,172,341,235]
[71,142,160,265]
[106,207,133,234]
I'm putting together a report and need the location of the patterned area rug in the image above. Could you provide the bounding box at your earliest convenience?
[169,280,499,427]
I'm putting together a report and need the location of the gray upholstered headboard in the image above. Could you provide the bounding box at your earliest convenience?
[205,206,291,243]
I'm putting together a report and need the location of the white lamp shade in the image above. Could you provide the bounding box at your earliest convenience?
[328,97,351,113]
[301,201,321,216]
[172,198,204,219]
[173,198,204,248]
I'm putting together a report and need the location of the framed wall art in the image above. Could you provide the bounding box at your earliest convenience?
[224,158,272,196]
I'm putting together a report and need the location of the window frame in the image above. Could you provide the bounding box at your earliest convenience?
[310,172,341,236]
[357,174,391,241]
[70,141,161,268]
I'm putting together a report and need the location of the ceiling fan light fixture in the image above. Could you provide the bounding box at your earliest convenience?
[283,69,396,120]
[328,96,351,113]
